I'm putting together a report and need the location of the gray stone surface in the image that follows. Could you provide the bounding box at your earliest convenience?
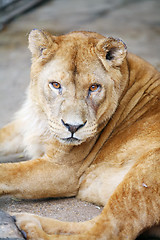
[0,0,160,238]
[0,210,24,239]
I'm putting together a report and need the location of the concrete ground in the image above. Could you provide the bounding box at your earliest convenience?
[0,0,160,239]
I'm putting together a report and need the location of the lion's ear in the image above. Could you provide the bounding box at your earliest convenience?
[96,37,127,67]
[28,29,56,58]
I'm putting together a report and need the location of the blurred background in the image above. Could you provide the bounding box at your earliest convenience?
[0,1,160,239]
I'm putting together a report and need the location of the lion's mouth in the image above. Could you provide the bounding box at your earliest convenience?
[61,136,81,144]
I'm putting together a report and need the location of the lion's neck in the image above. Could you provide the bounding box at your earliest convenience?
[112,54,160,135]
[45,136,99,168]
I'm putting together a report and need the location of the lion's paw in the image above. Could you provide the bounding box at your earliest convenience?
[13,213,49,240]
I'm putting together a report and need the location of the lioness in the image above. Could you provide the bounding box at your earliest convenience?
[0,30,160,240]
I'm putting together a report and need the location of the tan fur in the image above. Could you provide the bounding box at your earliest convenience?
[0,30,160,240]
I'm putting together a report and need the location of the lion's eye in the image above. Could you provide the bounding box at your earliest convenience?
[89,84,101,92]
[49,82,61,90]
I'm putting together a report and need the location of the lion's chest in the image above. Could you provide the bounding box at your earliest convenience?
[77,162,133,206]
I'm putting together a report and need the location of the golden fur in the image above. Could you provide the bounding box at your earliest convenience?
[0,30,160,240]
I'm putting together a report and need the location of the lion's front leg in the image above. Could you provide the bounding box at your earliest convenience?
[14,213,97,240]
[14,212,96,236]
[14,213,96,240]
[0,158,79,199]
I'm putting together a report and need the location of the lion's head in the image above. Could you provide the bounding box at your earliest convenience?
[28,30,128,145]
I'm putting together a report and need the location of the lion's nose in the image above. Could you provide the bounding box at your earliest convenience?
[61,120,87,134]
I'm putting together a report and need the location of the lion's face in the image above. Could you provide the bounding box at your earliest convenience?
[28,30,128,145]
